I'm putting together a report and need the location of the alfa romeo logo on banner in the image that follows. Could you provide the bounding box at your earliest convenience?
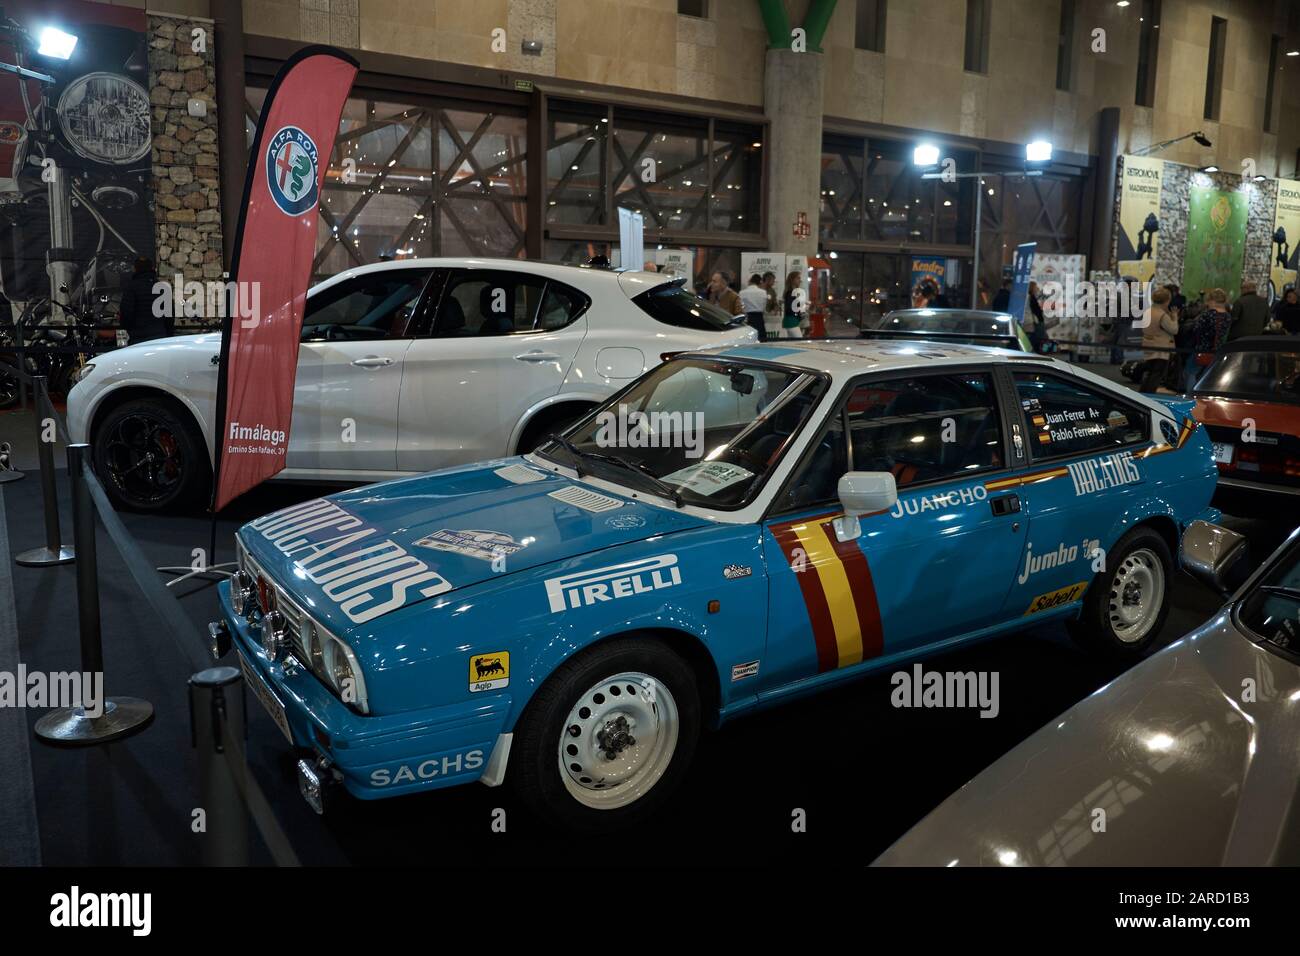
[265,125,320,216]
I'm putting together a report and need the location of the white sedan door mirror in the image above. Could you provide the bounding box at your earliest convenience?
[834,471,897,541]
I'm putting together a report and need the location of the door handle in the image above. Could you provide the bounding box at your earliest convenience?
[989,493,1020,516]
[351,356,394,368]
[515,351,561,363]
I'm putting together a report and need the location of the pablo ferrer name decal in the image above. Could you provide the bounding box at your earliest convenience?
[249,498,452,624]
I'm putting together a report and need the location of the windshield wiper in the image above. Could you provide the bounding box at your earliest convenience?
[544,434,683,507]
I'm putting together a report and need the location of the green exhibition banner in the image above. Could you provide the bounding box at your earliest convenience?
[1183,185,1249,299]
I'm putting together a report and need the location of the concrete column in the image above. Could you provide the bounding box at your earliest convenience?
[212,0,246,271]
[1090,107,1121,276]
[763,48,824,256]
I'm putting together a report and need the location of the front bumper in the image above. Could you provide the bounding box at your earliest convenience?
[216,581,511,801]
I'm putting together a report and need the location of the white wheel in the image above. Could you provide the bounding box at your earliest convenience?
[556,671,679,810]
[1108,547,1165,644]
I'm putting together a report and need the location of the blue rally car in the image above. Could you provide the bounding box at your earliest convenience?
[214,340,1219,829]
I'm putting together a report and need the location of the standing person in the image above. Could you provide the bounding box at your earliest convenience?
[117,256,169,344]
[781,270,805,339]
[1024,280,1048,352]
[1274,287,1300,334]
[706,270,743,317]
[976,278,991,308]
[1165,283,1186,314]
[1228,279,1269,340]
[990,278,1012,313]
[1138,287,1179,392]
[761,271,782,339]
[1186,288,1232,391]
[738,273,768,341]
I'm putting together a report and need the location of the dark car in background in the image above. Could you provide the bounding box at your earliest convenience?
[860,308,1032,352]
[1192,336,1300,495]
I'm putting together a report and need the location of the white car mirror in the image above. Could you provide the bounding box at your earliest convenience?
[834,471,897,542]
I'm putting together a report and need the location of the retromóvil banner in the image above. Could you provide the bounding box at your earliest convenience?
[1270,179,1300,296]
[1116,155,1163,283]
[212,46,359,511]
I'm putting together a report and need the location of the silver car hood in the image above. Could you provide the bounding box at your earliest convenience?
[874,611,1300,866]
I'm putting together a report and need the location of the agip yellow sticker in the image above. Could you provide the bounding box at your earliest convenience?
[469,652,509,692]
[1024,582,1088,616]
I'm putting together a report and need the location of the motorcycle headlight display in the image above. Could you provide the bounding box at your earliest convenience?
[57,71,152,166]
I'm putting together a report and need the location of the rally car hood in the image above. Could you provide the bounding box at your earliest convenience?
[237,458,707,633]
[873,614,1300,866]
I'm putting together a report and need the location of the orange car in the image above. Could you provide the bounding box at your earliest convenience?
[1192,336,1300,494]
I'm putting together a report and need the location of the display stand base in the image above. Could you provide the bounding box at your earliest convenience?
[0,470,24,483]
[15,545,74,567]
[34,698,155,746]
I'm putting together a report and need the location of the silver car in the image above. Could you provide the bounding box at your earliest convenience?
[874,520,1300,866]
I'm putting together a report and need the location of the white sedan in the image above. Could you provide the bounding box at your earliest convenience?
[67,258,755,510]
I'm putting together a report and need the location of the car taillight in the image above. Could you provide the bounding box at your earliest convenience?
[1285,457,1300,478]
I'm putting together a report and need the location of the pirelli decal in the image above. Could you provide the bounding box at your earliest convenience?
[770,514,884,672]
[1139,417,1198,459]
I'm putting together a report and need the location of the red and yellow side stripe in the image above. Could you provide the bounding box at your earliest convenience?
[770,513,884,673]
[983,465,1070,493]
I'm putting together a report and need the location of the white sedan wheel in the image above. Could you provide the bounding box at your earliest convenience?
[557,671,679,810]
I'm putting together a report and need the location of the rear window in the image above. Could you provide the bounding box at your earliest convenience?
[1196,349,1300,403]
[632,283,739,332]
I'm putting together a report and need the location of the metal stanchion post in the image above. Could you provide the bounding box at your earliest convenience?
[15,377,73,566]
[34,444,154,745]
[188,666,249,866]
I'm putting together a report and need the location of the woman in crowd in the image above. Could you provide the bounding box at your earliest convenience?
[1185,288,1233,392]
[1273,286,1300,335]
[1138,287,1179,393]
[781,270,805,339]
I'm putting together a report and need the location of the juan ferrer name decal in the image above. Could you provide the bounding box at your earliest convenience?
[1068,450,1141,496]
[249,498,452,624]
[545,554,681,613]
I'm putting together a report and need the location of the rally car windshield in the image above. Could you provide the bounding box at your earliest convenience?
[539,358,826,509]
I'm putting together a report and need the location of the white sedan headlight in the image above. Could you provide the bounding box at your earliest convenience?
[70,363,95,385]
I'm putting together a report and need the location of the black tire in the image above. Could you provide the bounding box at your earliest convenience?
[509,636,701,831]
[1067,525,1174,660]
[516,404,594,454]
[91,396,211,512]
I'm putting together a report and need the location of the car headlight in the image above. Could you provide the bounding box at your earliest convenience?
[231,569,256,619]
[70,363,95,385]
[320,633,368,714]
[262,609,288,661]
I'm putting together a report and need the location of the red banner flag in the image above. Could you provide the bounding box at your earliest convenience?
[212,46,358,510]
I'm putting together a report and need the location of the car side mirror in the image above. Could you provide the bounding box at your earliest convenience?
[833,471,897,542]
[1181,520,1249,597]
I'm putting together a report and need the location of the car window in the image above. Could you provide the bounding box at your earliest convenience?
[1013,371,1149,459]
[300,269,429,342]
[538,281,590,331]
[433,272,548,337]
[1195,349,1300,403]
[774,372,1002,513]
[632,283,738,331]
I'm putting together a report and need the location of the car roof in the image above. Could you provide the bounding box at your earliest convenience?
[885,308,1016,324]
[311,256,673,294]
[708,338,1054,374]
[1218,335,1300,354]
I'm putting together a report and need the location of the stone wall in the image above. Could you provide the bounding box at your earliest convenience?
[148,14,223,288]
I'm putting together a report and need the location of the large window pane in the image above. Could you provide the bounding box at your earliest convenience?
[546,102,607,226]
[613,110,709,231]
[711,122,762,233]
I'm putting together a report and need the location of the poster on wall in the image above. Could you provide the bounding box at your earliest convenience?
[656,248,693,279]
[1270,179,1300,298]
[740,252,785,284]
[1183,185,1249,300]
[1116,155,1163,283]
[0,0,155,355]
[910,256,946,294]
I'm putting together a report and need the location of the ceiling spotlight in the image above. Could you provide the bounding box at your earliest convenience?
[1116,0,1130,6]
[1287,50,1299,57]
[1025,140,1053,163]
[1253,175,1266,182]
[1193,131,1213,147]
[37,26,78,59]
[913,143,940,167]
[1199,165,1219,173]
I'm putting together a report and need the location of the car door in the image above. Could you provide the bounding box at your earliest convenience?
[287,268,429,475]
[997,368,1153,618]
[396,269,589,471]
[757,367,1030,692]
